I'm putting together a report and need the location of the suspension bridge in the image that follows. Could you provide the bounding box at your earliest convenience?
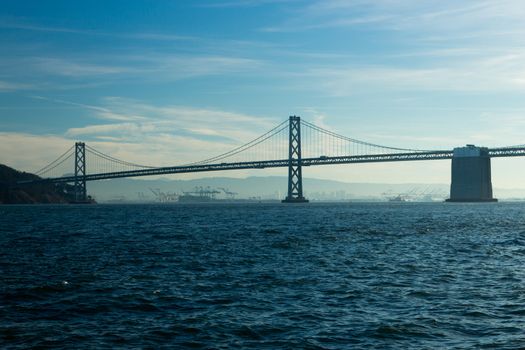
[21,116,525,203]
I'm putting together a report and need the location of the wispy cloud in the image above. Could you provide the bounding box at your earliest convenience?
[263,0,525,35]
[31,96,146,121]
[198,0,299,8]
[0,53,265,83]
[34,58,130,77]
[141,55,264,80]
[262,14,393,32]
[40,96,283,165]
[128,33,194,41]
[0,80,35,91]
[0,17,195,41]
[0,19,91,34]
[0,95,283,173]
[0,132,73,172]
[299,49,525,95]
[66,123,154,137]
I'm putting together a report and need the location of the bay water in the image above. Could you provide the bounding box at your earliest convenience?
[1,203,525,348]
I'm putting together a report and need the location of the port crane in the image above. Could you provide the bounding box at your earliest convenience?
[219,187,238,199]
[149,188,178,202]
[182,186,221,199]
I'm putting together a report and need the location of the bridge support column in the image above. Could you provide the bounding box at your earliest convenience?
[74,142,87,203]
[282,116,308,203]
[446,145,497,202]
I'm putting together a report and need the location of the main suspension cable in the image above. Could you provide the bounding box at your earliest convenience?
[35,145,75,176]
[186,119,289,165]
[301,120,428,152]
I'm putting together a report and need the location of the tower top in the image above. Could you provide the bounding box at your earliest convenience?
[453,145,488,157]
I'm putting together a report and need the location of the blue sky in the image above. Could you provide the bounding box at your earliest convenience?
[1,0,525,186]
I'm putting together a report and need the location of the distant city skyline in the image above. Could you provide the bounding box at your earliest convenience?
[1,0,525,187]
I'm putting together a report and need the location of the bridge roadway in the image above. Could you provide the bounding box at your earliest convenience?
[28,146,525,184]
[19,146,525,184]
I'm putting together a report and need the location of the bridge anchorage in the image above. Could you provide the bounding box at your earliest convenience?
[446,145,497,202]
[27,114,525,203]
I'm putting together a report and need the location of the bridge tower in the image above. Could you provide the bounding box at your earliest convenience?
[74,142,87,202]
[282,116,309,203]
[446,145,497,202]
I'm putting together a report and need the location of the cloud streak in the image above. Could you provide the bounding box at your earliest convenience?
[298,48,525,95]
[263,0,525,36]
[0,17,195,41]
[39,97,283,167]
[0,53,265,85]
[0,80,35,91]
[0,97,283,174]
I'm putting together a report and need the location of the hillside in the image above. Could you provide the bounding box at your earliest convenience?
[0,164,71,204]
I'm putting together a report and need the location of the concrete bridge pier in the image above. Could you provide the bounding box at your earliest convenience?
[446,145,497,202]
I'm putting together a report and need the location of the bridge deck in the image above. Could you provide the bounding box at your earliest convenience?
[25,150,452,184]
[19,146,525,184]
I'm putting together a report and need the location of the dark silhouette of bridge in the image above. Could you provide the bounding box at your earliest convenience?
[22,116,525,203]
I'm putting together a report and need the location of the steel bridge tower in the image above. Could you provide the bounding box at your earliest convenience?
[282,116,308,203]
[74,142,87,202]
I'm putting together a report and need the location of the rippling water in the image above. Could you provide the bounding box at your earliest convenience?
[1,202,525,349]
